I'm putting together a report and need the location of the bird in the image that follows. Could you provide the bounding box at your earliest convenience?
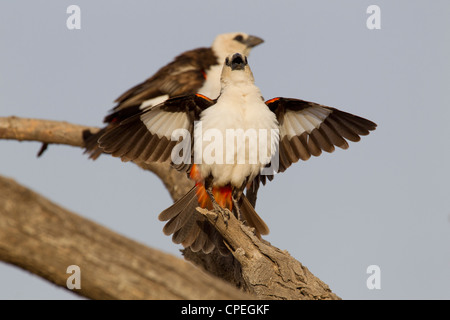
[84,32,264,159]
[97,52,377,255]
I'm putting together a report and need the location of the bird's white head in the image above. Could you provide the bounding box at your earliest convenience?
[211,32,264,61]
[220,52,255,88]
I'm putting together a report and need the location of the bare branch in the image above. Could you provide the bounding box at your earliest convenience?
[0,116,98,147]
[196,207,340,300]
[0,175,253,300]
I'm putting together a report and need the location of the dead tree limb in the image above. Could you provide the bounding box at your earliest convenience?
[196,208,338,300]
[0,175,252,300]
[0,116,340,300]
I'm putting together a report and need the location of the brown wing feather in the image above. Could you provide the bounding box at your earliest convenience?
[114,48,217,111]
[265,97,377,173]
[98,94,215,169]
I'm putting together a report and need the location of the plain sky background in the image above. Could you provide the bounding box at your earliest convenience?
[1,1,449,300]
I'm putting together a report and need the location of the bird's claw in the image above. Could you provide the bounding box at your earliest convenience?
[212,202,231,227]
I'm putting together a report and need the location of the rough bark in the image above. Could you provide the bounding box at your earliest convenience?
[0,116,340,300]
[196,208,338,300]
[0,175,252,300]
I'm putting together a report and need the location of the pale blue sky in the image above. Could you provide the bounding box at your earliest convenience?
[1,1,449,299]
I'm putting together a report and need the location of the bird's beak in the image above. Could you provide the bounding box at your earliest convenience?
[245,35,264,48]
[230,53,247,70]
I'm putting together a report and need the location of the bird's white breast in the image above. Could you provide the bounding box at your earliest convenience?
[197,64,223,99]
[194,85,279,187]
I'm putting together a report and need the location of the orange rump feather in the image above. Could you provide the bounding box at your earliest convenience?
[190,164,233,211]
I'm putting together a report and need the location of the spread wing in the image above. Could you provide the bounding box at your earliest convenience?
[265,97,377,173]
[98,94,215,169]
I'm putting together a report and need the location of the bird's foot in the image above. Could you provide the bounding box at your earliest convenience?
[232,197,241,221]
[206,188,231,226]
[212,200,231,226]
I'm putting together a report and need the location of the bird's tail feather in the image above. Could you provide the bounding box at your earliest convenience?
[83,127,108,160]
[158,185,269,255]
[239,195,270,237]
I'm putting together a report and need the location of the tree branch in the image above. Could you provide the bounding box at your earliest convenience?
[196,208,339,300]
[0,175,252,300]
[0,116,98,147]
[0,116,340,299]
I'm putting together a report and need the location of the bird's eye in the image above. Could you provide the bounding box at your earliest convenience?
[233,34,244,42]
